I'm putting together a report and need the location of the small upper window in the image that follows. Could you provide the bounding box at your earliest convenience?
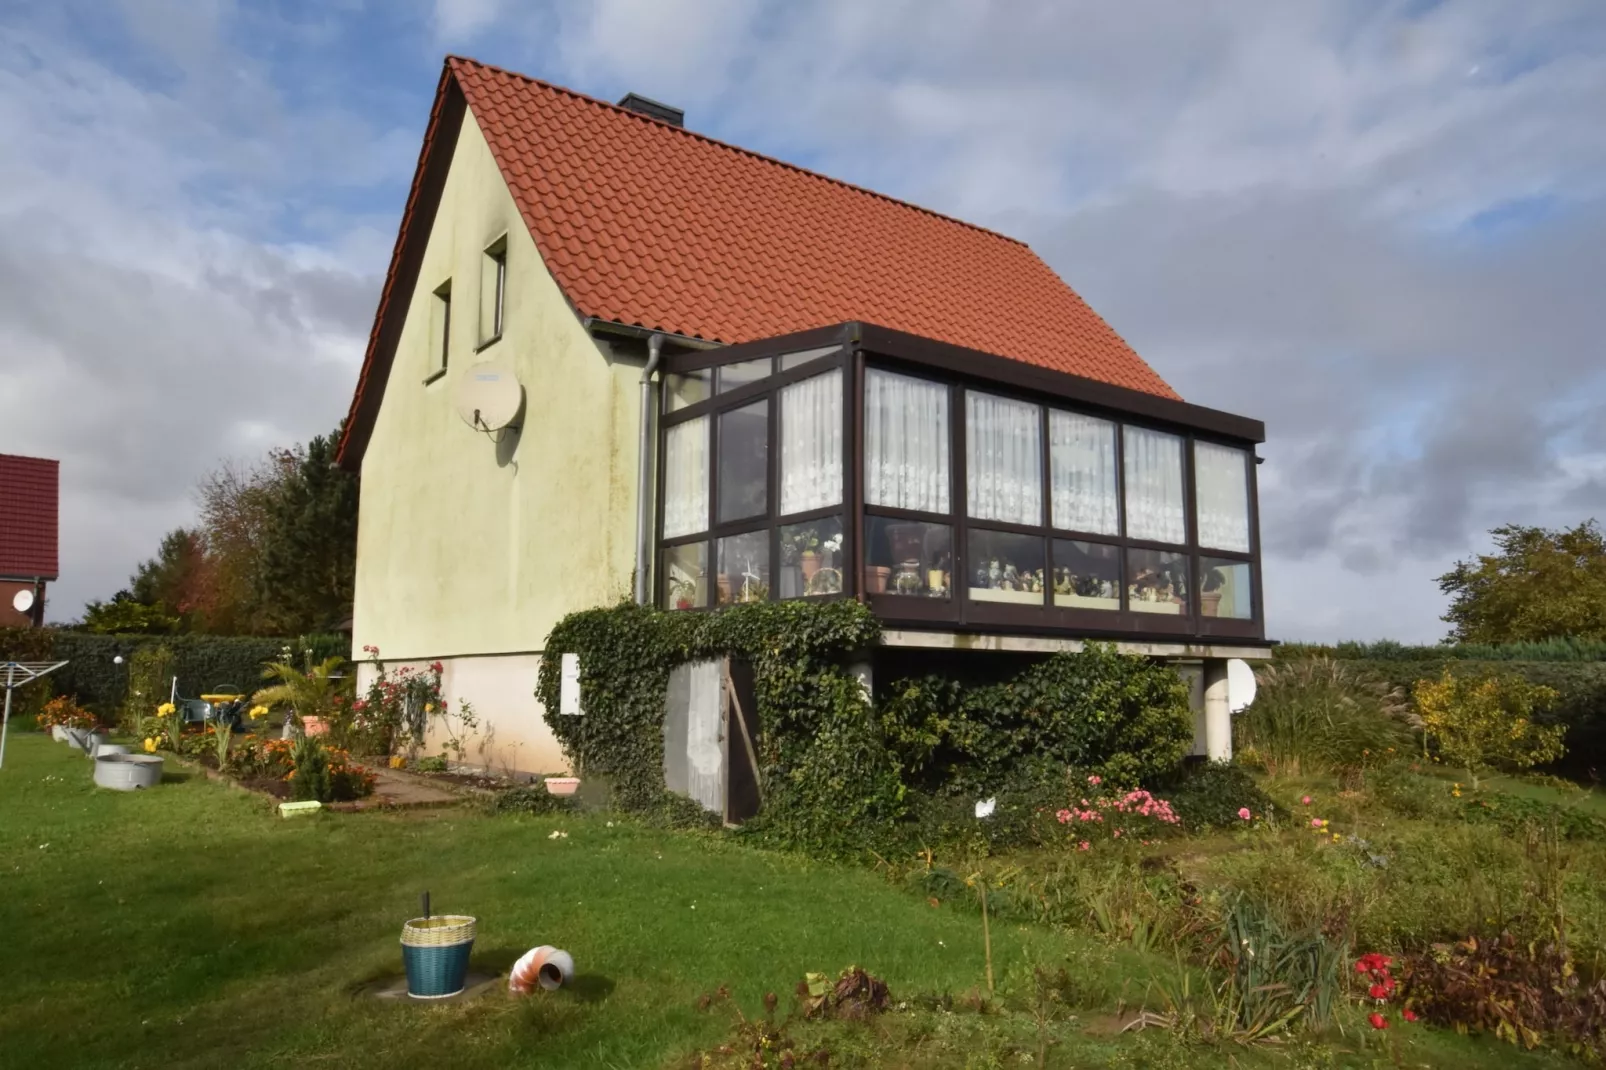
[431,280,451,375]
[480,236,507,344]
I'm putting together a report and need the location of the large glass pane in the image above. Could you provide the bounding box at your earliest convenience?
[1050,411,1119,535]
[779,345,840,370]
[966,392,1042,524]
[1052,540,1121,611]
[716,530,770,605]
[865,516,951,598]
[664,368,710,412]
[780,369,842,515]
[1201,557,1253,619]
[865,369,950,514]
[662,417,709,539]
[1123,426,1186,544]
[1127,548,1190,615]
[716,357,773,393]
[717,401,768,523]
[778,517,844,598]
[967,529,1046,605]
[1195,442,1251,553]
[662,543,708,611]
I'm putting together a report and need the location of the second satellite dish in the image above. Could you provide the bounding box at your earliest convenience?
[454,357,524,432]
[1227,658,1258,713]
[12,588,36,614]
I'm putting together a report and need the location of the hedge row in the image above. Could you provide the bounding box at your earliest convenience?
[0,629,350,715]
[1336,658,1606,780]
[1275,637,1606,663]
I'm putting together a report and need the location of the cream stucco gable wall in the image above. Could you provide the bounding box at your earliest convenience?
[352,107,642,775]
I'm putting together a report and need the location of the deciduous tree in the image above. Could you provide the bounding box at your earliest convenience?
[1438,521,1606,643]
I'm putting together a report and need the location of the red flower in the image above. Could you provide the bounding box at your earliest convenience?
[1402,1008,1418,1022]
[1368,1012,1387,1030]
[1369,983,1388,1000]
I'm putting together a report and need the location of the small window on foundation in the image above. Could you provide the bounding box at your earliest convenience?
[480,236,506,344]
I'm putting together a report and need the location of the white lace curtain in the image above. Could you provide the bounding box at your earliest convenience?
[1049,411,1118,535]
[1194,441,1251,552]
[967,391,1042,525]
[865,369,950,514]
[780,369,842,515]
[1122,426,1186,544]
[662,416,709,539]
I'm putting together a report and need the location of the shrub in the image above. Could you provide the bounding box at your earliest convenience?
[1154,761,1275,831]
[491,785,575,815]
[34,695,98,732]
[1234,658,1415,774]
[881,644,1194,796]
[1414,669,1566,787]
[1401,933,1606,1057]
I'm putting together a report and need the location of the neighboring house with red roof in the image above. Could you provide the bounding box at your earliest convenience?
[0,454,59,629]
[337,57,1268,776]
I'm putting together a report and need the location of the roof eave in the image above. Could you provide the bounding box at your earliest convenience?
[335,62,468,473]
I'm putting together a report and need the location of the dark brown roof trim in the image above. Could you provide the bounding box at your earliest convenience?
[335,65,467,472]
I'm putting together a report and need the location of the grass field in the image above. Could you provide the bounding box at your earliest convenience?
[0,733,1583,1068]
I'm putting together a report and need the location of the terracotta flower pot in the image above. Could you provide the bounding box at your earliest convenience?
[302,716,328,738]
[1200,591,1222,617]
[800,551,821,584]
[864,565,891,594]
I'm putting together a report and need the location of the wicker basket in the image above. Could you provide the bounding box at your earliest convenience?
[401,915,477,998]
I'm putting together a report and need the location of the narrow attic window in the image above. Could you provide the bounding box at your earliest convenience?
[429,279,451,380]
[479,235,507,346]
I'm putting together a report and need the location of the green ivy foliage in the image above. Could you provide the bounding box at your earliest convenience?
[880,643,1195,797]
[537,599,894,856]
[538,602,1202,858]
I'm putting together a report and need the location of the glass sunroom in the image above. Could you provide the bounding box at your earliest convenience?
[654,322,1266,648]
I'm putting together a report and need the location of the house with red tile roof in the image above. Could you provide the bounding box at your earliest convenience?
[337,57,1267,778]
[0,454,59,629]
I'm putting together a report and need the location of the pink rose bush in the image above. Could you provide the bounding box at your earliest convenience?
[1049,775,1181,851]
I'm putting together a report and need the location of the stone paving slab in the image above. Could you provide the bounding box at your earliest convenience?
[328,767,463,811]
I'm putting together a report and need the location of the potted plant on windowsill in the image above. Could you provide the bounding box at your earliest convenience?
[1200,567,1227,617]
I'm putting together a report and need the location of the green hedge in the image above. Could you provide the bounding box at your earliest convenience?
[1275,638,1606,662]
[0,629,349,716]
[537,600,1201,858]
[1310,657,1606,780]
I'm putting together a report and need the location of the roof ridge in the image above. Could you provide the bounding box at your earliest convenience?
[445,54,1029,249]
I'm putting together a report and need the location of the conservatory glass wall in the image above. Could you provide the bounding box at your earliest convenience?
[656,324,1263,642]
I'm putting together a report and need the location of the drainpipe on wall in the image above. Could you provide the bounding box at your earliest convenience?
[633,333,665,604]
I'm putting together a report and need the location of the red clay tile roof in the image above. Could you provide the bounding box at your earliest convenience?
[337,57,1178,467]
[0,454,59,580]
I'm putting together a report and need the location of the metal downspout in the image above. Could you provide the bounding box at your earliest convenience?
[633,334,665,603]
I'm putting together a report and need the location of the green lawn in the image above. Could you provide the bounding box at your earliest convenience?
[0,733,1581,1068]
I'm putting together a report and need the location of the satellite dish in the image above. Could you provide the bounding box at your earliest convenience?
[12,589,35,614]
[1227,658,1257,713]
[454,356,524,432]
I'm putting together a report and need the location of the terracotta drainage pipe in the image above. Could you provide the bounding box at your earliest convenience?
[509,945,575,993]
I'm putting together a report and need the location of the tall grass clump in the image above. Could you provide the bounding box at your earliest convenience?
[1234,658,1416,774]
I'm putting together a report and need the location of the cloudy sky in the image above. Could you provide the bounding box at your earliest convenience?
[3,1,1603,642]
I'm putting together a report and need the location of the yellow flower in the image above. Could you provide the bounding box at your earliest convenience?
[249,705,269,720]
[424,703,435,714]
[156,702,176,718]
[143,737,157,753]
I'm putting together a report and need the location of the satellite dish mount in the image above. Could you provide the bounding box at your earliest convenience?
[454,356,525,440]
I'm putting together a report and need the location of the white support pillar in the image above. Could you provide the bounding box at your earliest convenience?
[848,653,873,705]
[1202,658,1232,762]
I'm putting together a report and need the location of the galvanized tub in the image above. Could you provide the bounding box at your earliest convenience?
[91,742,130,759]
[94,753,163,791]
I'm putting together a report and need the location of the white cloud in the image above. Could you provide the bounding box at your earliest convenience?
[434,0,505,43]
